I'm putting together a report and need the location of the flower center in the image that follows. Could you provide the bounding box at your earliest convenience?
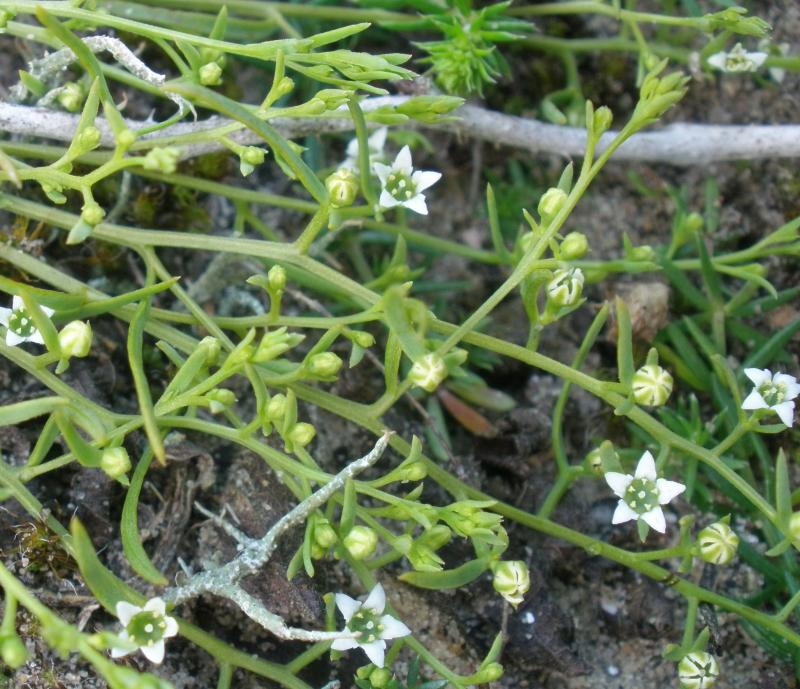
[7,308,36,337]
[126,611,167,646]
[348,608,384,644]
[624,477,659,515]
[758,381,786,406]
[385,172,415,202]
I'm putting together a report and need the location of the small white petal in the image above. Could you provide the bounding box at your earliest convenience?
[402,194,428,215]
[656,478,686,505]
[345,138,360,161]
[744,368,771,386]
[0,307,11,327]
[378,189,400,209]
[11,296,25,311]
[775,374,800,400]
[331,637,359,651]
[334,593,362,622]
[27,330,45,345]
[110,630,131,658]
[41,305,55,317]
[394,146,412,174]
[360,639,386,668]
[611,500,637,525]
[363,583,386,614]
[162,616,179,638]
[144,597,167,616]
[140,639,166,664]
[604,472,633,499]
[773,401,795,427]
[749,51,768,67]
[373,162,392,185]
[707,52,727,70]
[115,601,141,625]
[379,615,411,640]
[634,451,657,480]
[368,127,388,152]
[5,330,26,346]
[741,389,768,410]
[641,507,666,533]
[411,170,442,193]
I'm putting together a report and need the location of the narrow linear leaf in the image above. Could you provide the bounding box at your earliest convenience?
[399,557,489,589]
[0,397,67,427]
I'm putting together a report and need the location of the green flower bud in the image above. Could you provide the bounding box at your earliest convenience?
[116,129,136,150]
[592,106,613,136]
[560,231,589,260]
[57,83,83,112]
[348,330,375,348]
[206,388,236,414]
[266,394,288,422]
[632,363,673,406]
[475,662,504,683]
[0,10,14,29]
[199,61,223,86]
[397,459,427,482]
[268,265,286,293]
[307,352,343,378]
[315,89,352,110]
[239,146,266,176]
[142,147,181,174]
[491,560,530,607]
[58,320,92,358]
[81,201,105,226]
[546,267,584,307]
[678,651,719,689]
[0,634,28,668]
[585,447,604,475]
[101,447,131,480]
[288,422,316,448]
[198,336,222,365]
[313,517,338,549]
[343,525,378,560]
[408,353,447,392]
[368,668,392,688]
[325,168,359,208]
[407,541,444,572]
[537,187,567,220]
[76,126,102,153]
[696,520,739,566]
[252,327,303,363]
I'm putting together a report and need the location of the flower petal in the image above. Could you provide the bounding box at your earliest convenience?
[773,401,795,427]
[41,305,55,317]
[5,330,26,346]
[749,51,768,68]
[144,597,167,616]
[379,615,411,640]
[775,374,800,400]
[611,500,637,525]
[363,583,386,614]
[368,127,388,153]
[27,330,45,345]
[641,507,666,533]
[110,630,132,658]
[634,451,657,480]
[411,170,442,193]
[162,615,179,639]
[115,601,141,625]
[11,296,25,311]
[741,389,767,410]
[373,162,391,185]
[140,639,166,664]
[335,593,361,622]
[402,194,428,215]
[394,146,412,174]
[656,478,686,505]
[331,637,359,651]
[604,472,632,499]
[359,639,386,668]
[744,368,771,386]
[378,189,399,209]
[707,52,727,70]
[0,307,11,327]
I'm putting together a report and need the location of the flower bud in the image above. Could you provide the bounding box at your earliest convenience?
[325,168,359,208]
[198,336,222,365]
[307,352,343,378]
[313,517,338,549]
[81,201,105,226]
[343,525,378,560]
[266,394,288,421]
[348,330,375,348]
[0,634,28,668]
[100,447,131,480]
[116,129,136,150]
[592,106,613,136]
[288,422,316,448]
[632,363,673,406]
[58,320,92,358]
[239,146,266,176]
[199,61,223,85]
[560,231,589,260]
[407,542,444,572]
[76,126,101,153]
[678,651,719,689]
[537,187,567,220]
[408,353,447,393]
[397,459,427,482]
[545,267,584,308]
[252,327,303,363]
[697,520,739,565]
[206,388,236,414]
[475,662,504,683]
[491,560,530,607]
[58,83,83,112]
[268,265,286,293]
[143,147,180,174]
[369,668,392,688]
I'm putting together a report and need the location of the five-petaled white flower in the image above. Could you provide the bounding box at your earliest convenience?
[111,597,179,664]
[341,127,388,174]
[707,43,767,73]
[331,583,411,667]
[605,451,685,534]
[0,296,54,346]
[373,146,441,215]
[742,368,799,427]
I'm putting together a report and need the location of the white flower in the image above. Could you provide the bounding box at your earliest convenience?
[604,451,685,534]
[741,368,799,427]
[0,296,55,346]
[707,43,767,73]
[110,597,179,664]
[341,127,388,173]
[373,146,442,215]
[330,583,411,667]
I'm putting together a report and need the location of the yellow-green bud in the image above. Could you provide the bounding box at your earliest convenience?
[632,363,673,406]
[697,521,739,565]
[349,330,375,348]
[537,187,567,220]
[585,447,604,475]
[368,668,392,688]
[560,231,589,260]
[100,447,131,480]
[546,267,584,307]
[307,352,343,378]
[143,147,180,174]
[678,651,719,689]
[239,146,266,176]
[252,327,302,363]
[408,353,447,393]
[116,129,136,150]
[81,201,105,226]
[76,126,101,153]
[491,560,530,607]
[268,265,287,293]
[288,422,316,448]
[199,61,223,86]
[206,388,236,414]
[0,634,28,668]
[343,525,378,560]
[630,244,656,261]
[266,394,288,421]
[0,10,14,29]
[475,663,504,683]
[407,542,444,572]
[592,106,613,136]
[198,336,222,365]
[325,168,359,208]
[397,459,427,482]
[313,518,338,549]
[58,320,92,358]
[57,83,83,112]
